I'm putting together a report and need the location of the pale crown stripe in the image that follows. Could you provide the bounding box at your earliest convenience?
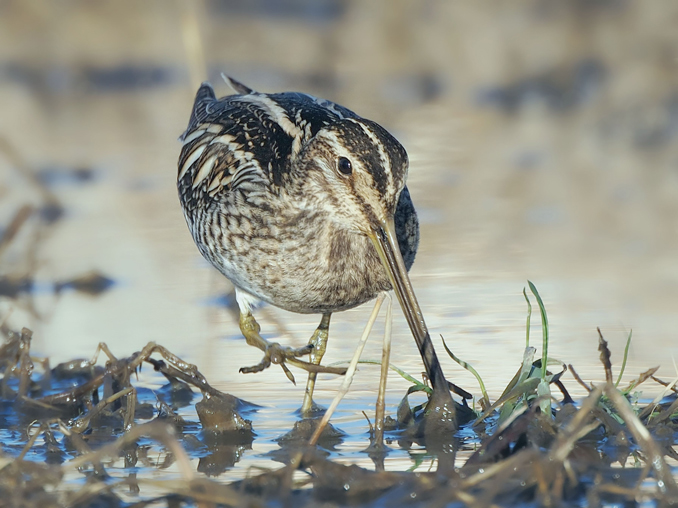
[291,137,302,159]
[352,120,393,189]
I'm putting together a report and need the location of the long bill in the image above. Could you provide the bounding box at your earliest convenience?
[368,217,452,397]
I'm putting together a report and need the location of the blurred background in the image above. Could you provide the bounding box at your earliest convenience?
[1,0,677,403]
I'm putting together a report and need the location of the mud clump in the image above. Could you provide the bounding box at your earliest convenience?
[196,391,254,435]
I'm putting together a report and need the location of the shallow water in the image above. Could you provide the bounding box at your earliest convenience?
[1,0,678,494]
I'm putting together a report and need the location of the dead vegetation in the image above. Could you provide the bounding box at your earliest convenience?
[0,311,675,508]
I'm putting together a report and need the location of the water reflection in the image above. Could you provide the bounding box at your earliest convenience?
[1,0,677,490]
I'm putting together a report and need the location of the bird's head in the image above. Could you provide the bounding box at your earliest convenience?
[294,117,409,237]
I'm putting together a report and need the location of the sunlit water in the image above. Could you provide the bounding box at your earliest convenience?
[2,0,678,488]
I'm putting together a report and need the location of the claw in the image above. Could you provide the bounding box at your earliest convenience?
[281,363,296,384]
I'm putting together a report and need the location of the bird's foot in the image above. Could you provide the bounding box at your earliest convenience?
[239,342,312,383]
[239,342,347,384]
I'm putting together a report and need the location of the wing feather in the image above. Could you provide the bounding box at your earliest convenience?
[177,79,360,214]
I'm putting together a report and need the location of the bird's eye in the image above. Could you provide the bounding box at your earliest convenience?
[337,157,352,176]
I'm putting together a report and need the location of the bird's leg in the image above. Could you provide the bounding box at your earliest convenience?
[300,313,331,415]
[238,311,346,384]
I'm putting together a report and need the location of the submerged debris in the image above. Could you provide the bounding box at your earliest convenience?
[0,271,115,298]
[54,271,115,296]
[196,392,253,435]
[0,304,676,507]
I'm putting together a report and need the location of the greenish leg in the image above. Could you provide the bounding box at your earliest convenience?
[301,313,332,415]
[238,311,314,384]
[238,311,268,351]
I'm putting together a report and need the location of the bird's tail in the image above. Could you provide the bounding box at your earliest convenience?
[221,73,254,95]
[179,82,217,141]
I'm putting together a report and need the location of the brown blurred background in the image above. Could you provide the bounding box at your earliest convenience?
[1,0,677,398]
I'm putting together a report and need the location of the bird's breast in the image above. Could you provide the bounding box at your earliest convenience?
[204,208,392,314]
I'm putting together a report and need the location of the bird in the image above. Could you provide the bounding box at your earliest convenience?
[177,77,455,422]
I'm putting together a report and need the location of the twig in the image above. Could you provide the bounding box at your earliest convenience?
[568,364,592,392]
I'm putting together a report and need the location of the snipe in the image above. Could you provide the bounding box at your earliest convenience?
[177,77,454,421]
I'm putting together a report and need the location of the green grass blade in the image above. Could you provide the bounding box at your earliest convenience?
[615,329,633,388]
[441,335,489,406]
[527,280,549,381]
[407,456,425,472]
[523,287,532,348]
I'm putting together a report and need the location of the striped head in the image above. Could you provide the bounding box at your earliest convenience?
[291,116,410,239]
